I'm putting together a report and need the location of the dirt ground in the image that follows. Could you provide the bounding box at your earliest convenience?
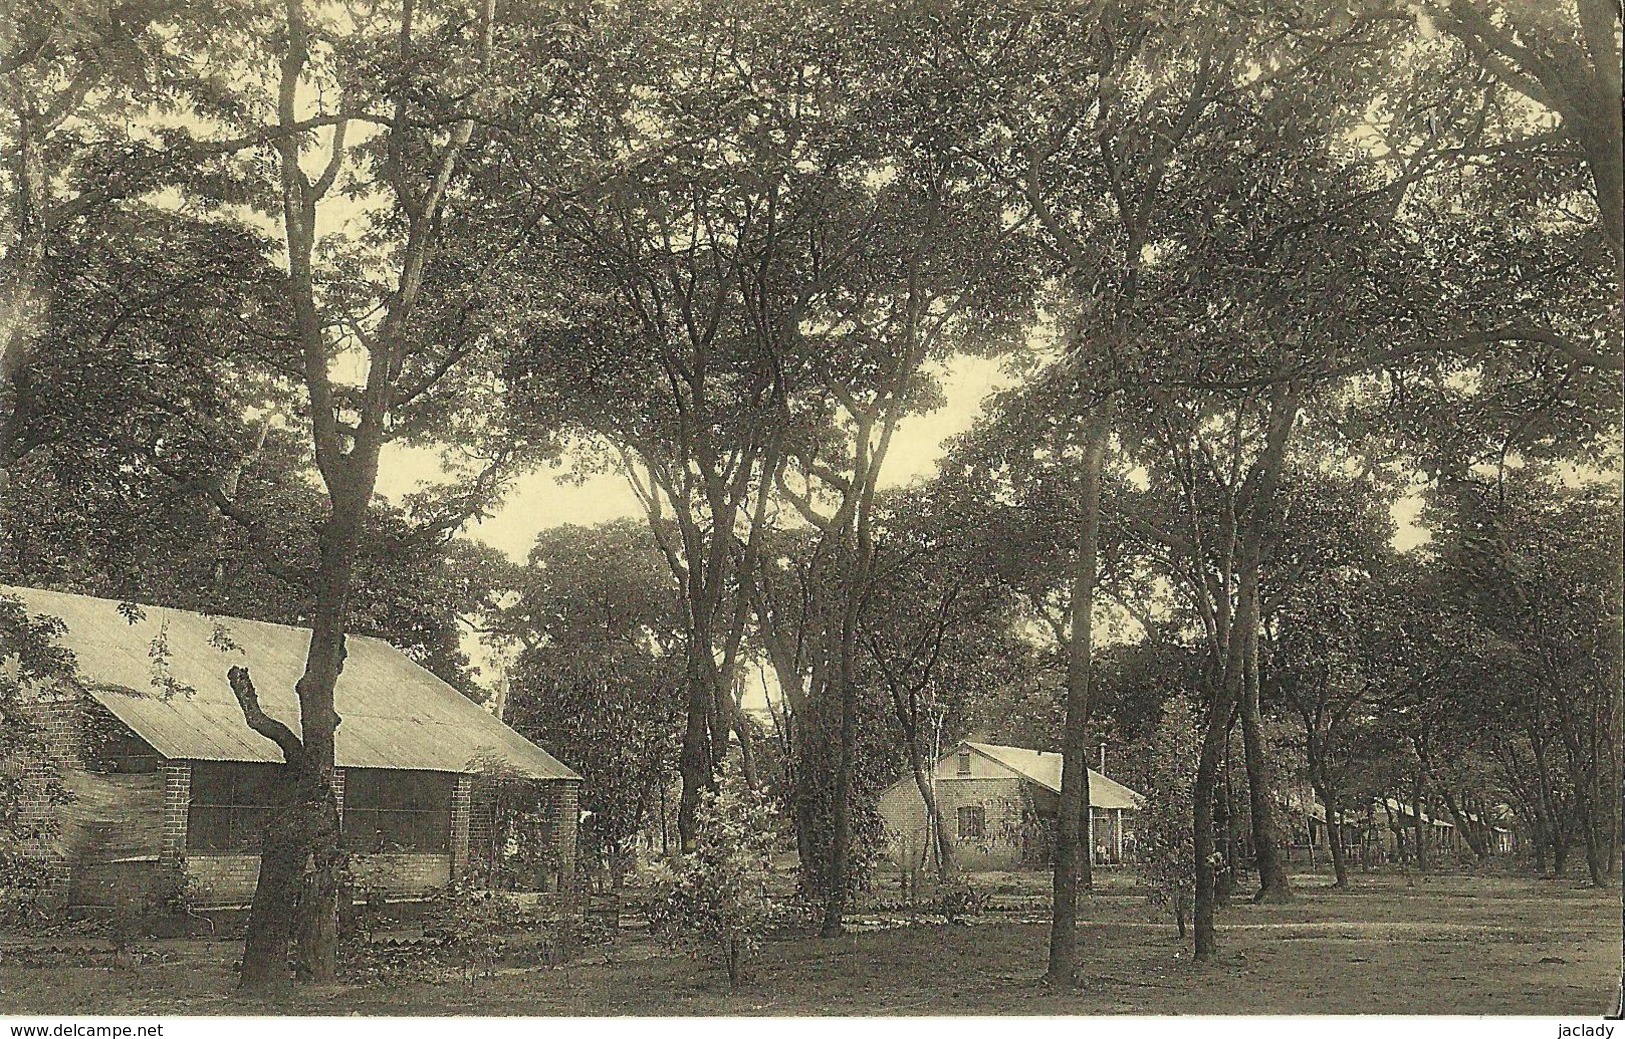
[1,870,1619,1016]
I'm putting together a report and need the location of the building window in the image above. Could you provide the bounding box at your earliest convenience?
[957,749,971,775]
[957,805,986,840]
[187,762,282,852]
[342,769,453,854]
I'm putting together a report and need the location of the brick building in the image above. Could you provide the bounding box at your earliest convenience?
[877,741,1144,872]
[2,585,581,911]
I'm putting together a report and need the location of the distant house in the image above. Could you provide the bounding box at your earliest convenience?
[3,585,581,911]
[876,741,1144,872]
[1294,796,1513,862]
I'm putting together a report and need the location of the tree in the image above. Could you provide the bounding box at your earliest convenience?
[859,487,1026,882]
[648,776,780,991]
[1420,0,1622,286]
[173,0,533,987]
[493,0,884,848]
[492,521,686,885]
[1426,466,1623,885]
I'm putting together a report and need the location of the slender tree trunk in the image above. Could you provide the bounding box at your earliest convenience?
[1192,713,1227,961]
[1437,786,1488,861]
[1046,406,1107,984]
[908,751,956,882]
[1313,779,1349,889]
[676,641,717,851]
[1240,598,1290,903]
[1411,769,1429,873]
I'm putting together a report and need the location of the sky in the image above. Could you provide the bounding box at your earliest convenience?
[373,349,1434,570]
[373,354,1019,563]
[369,350,1432,707]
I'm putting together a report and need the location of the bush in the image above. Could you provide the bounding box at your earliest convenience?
[426,885,523,985]
[1137,693,1200,941]
[646,778,778,990]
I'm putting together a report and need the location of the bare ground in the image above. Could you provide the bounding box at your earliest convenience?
[1,871,1618,1016]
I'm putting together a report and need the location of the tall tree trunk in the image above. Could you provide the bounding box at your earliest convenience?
[285,519,358,983]
[1192,387,1297,958]
[676,640,718,851]
[1046,406,1107,984]
[1240,598,1291,902]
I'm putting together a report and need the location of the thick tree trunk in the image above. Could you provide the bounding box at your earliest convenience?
[293,774,342,981]
[676,647,716,852]
[1240,602,1291,903]
[1046,406,1107,984]
[238,790,307,990]
[820,666,858,937]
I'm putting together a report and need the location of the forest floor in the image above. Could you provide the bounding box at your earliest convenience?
[1,868,1619,1016]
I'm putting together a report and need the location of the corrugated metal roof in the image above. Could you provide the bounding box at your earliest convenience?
[4,585,579,781]
[964,742,1144,810]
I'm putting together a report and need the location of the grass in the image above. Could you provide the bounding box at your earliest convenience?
[1,870,1618,1016]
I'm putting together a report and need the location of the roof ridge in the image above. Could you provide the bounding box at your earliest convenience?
[3,583,393,646]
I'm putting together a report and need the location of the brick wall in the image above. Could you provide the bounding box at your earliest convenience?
[450,774,472,879]
[186,853,261,906]
[8,685,89,906]
[350,853,452,899]
[548,780,579,885]
[159,761,190,868]
[463,776,581,892]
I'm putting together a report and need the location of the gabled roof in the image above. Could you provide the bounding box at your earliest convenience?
[4,585,579,781]
[964,742,1144,810]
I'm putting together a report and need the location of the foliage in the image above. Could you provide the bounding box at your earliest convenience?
[646,779,780,990]
[0,596,75,924]
[495,521,685,883]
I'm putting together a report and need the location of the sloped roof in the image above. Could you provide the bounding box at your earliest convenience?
[4,585,579,781]
[964,742,1144,810]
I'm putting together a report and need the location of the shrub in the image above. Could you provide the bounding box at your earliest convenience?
[646,778,778,990]
[1137,693,1200,942]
